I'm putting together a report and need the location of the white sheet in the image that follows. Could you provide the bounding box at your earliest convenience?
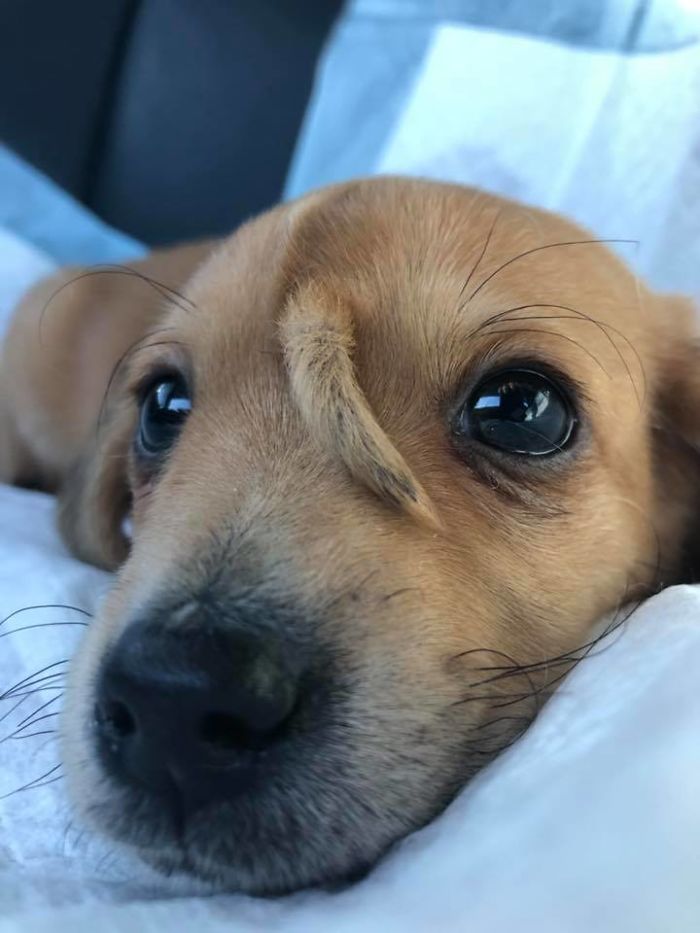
[3,24,700,933]
[378,26,700,300]
[3,482,700,931]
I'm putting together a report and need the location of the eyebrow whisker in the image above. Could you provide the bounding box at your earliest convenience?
[482,327,612,378]
[458,209,502,300]
[462,238,639,307]
[97,336,188,433]
[39,265,197,344]
[470,302,645,405]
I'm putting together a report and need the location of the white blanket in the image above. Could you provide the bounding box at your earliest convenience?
[3,23,700,932]
[3,480,700,931]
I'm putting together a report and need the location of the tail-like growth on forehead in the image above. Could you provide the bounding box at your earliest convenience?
[281,282,439,528]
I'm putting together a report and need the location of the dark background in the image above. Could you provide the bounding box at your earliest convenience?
[0,0,342,244]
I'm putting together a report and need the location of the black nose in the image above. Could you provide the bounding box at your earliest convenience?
[94,613,305,799]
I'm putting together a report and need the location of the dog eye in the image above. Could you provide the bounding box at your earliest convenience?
[138,376,192,456]
[453,369,575,456]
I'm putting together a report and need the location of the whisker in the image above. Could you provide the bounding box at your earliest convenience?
[0,764,63,800]
[465,238,639,306]
[485,327,612,377]
[97,336,188,433]
[0,604,92,630]
[470,714,532,733]
[489,688,556,710]
[38,265,197,345]
[450,646,541,715]
[450,692,520,707]
[0,696,28,726]
[459,209,502,299]
[471,303,645,405]
[0,621,88,640]
[1,660,69,700]
[14,694,61,730]
[5,674,66,696]
[90,264,197,313]
[470,596,645,685]
[0,684,63,696]
[6,730,57,741]
[10,711,61,735]
[451,575,653,758]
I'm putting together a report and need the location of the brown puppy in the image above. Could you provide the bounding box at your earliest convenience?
[1,177,699,894]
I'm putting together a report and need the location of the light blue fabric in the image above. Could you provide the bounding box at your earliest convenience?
[284,0,700,200]
[0,145,144,266]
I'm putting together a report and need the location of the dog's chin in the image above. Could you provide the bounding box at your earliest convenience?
[134,839,373,897]
[88,794,387,896]
[79,769,434,897]
[65,654,473,895]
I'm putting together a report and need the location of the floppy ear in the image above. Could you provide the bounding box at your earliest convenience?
[57,395,134,570]
[0,243,213,570]
[651,294,700,582]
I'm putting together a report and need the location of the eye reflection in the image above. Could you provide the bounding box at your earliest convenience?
[455,369,575,456]
[138,375,192,457]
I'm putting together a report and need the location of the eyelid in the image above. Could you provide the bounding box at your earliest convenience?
[122,337,192,401]
[447,355,589,423]
[132,368,192,407]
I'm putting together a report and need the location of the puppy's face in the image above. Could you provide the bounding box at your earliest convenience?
[60,179,700,893]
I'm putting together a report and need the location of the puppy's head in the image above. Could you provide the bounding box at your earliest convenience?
[60,178,700,893]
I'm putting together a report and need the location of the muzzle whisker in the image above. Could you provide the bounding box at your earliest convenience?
[0,763,63,800]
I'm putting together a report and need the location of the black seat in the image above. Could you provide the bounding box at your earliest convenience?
[0,0,342,245]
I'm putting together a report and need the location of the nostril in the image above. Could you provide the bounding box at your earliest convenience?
[94,623,308,791]
[97,699,137,741]
[199,711,266,752]
[199,709,293,752]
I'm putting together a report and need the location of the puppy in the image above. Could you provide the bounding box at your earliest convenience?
[1,177,699,894]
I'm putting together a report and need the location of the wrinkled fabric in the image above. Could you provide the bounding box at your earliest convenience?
[0,145,143,267]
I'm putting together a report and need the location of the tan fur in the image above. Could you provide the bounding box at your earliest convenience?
[282,280,439,527]
[1,177,699,893]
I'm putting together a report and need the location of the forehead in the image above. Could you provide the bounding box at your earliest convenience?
[170,180,650,412]
[124,180,660,595]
